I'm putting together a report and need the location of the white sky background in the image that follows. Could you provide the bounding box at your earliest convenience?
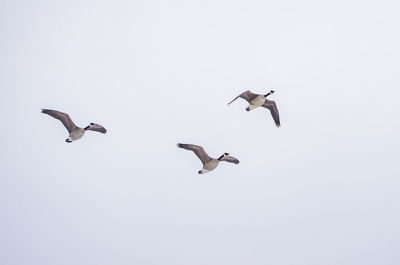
[1,0,400,264]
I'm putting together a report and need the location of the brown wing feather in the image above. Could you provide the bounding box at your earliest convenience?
[177,143,211,165]
[220,156,240,164]
[262,100,280,127]
[85,123,107,134]
[41,109,78,133]
[228,90,258,105]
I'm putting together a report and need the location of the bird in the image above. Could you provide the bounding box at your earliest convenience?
[228,90,280,127]
[41,109,107,143]
[177,143,239,174]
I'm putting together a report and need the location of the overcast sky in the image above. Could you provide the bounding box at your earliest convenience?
[1,0,400,264]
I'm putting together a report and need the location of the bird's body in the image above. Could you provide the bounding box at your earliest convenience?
[41,109,107,143]
[68,127,85,142]
[201,159,220,174]
[248,94,267,110]
[228,90,281,127]
[177,143,239,174]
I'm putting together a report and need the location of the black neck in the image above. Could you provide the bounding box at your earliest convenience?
[265,90,275,97]
[218,154,225,160]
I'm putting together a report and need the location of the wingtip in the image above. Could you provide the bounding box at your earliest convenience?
[177,143,187,149]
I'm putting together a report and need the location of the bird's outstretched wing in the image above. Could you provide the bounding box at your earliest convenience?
[85,123,107,134]
[41,109,78,133]
[228,90,258,105]
[262,100,280,127]
[220,155,240,164]
[177,143,211,165]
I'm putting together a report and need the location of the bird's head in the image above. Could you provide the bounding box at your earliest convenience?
[84,123,94,130]
[218,153,230,160]
[264,90,275,97]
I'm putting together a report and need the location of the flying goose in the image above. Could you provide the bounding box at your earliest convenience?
[228,90,280,127]
[41,109,107,143]
[177,143,239,174]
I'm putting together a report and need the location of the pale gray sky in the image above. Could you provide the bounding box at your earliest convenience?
[1,0,399,264]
